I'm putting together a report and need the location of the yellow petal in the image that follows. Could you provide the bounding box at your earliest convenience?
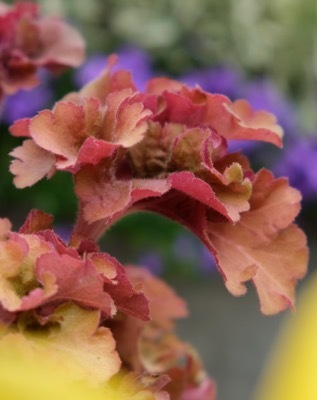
[254,272,317,400]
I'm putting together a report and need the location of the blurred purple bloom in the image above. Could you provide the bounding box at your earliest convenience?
[1,75,53,125]
[137,251,163,276]
[54,224,72,243]
[180,65,243,99]
[199,246,217,275]
[273,136,317,199]
[74,54,107,87]
[173,234,199,262]
[74,46,153,90]
[173,234,216,275]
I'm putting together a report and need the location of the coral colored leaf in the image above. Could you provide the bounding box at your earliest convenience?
[131,169,307,314]
[75,162,250,228]
[168,171,241,221]
[210,163,252,222]
[223,99,283,147]
[11,90,151,181]
[133,169,250,230]
[146,82,283,148]
[36,252,115,316]
[76,137,118,166]
[38,230,79,258]
[29,101,94,168]
[205,169,308,314]
[9,118,31,137]
[19,303,121,383]
[91,253,150,320]
[19,209,53,234]
[75,166,133,222]
[71,57,136,105]
[131,179,171,203]
[10,140,55,188]
[101,90,151,147]
[126,267,188,329]
[146,77,184,94]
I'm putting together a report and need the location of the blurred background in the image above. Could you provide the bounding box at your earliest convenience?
[0,1,316,399]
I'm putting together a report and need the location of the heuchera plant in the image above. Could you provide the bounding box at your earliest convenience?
[0,2,309,399]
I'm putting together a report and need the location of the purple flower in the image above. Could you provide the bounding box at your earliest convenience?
[199,246,217,275]
[137,251,163,276]
[273,136,317,199]
[54,224,72,243]
[74,46,153,90]
[173,234,216,275]
[180,65,243,99]
[172,234,199,262]
[1,73,53,125]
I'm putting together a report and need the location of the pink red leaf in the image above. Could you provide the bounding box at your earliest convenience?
[76,136,118,166]
[168,171,242,222]
[36,252,115,316]
[91,253,150,321]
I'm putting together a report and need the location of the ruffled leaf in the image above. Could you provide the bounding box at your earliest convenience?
[0,233,53,312]
[126,267,188,329]
[205,169,308,314]
[10,140,55,188]
[29,100,99,169]
[91,254,150,320]
[36,252,115,316]
[223,99,283,147]
[145,79,283,148]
